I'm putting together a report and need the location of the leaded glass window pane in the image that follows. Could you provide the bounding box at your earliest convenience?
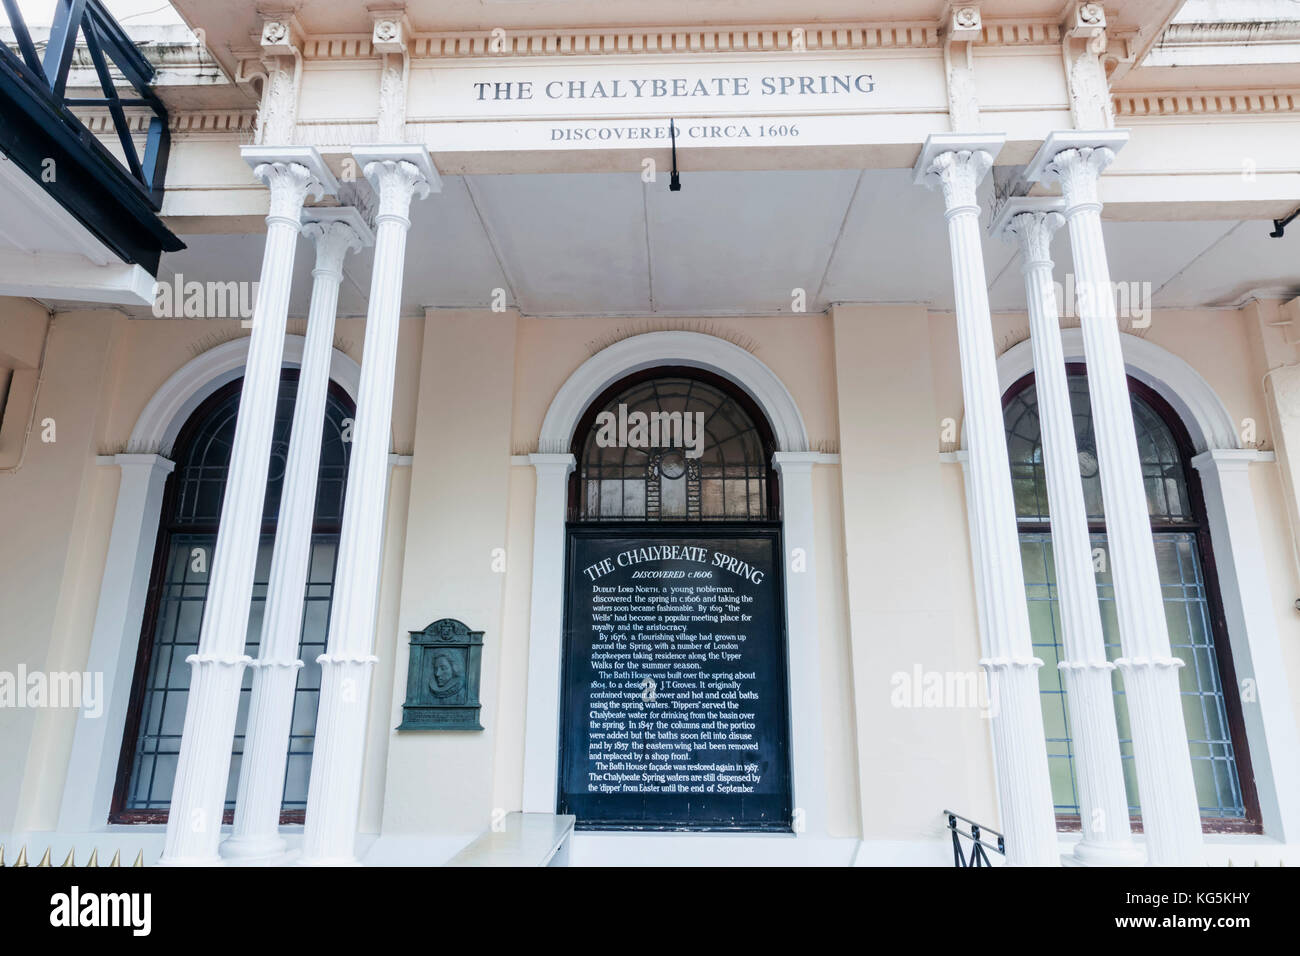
[122,375,351,814]
[577,376,770,522]
[1004,374,1192,523]
[1006,373,1245,821]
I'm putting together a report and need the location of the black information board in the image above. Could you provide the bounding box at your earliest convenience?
[558,527,792,830]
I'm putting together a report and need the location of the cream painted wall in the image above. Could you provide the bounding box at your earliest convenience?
[0,305,121,833]
[380,309,518,836]
[833,304,998,845]
[0,307,423,834]
[4,294,1299,849]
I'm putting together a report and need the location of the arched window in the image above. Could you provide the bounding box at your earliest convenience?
[1004,368,1259,830]
[570,369,776,522]
[558,368,791,830]
[111,371,352,823]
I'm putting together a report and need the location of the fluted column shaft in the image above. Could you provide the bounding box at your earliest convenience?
[1000,204,1140,865]
[918,143,1058,866]
[224,212,370,860]
[161,158,328,866]
[300,154,433,865]
[1047,144,1203,865]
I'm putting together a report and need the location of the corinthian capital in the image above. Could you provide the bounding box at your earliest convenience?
[1022,130,1129,202]
[361,161,427,223]
[353,145,441,225]
[1004,209,1065,265]
[242,146,339,225]
[912,134,1005,213]
[1044,146,1116,208]
[925,149,993,211]
[255,162,328,223]
[301,207,374,278]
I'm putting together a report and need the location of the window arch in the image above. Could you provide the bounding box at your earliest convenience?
[111,370,353,823]
[1004,367,1259,830]
[569,367,777,523]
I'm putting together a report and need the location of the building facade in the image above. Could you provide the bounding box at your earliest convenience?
[2,0,1300,866]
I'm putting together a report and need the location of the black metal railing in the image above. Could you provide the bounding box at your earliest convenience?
[1,0,170,207]
[944,810,1005,867]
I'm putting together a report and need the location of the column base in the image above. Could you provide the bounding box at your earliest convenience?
[1063,840,1147,867]
[220,833,288,862]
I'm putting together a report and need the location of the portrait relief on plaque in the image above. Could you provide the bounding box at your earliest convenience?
[398,618,484,730]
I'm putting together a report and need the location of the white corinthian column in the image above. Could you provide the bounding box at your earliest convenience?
[300,147,439,865]
[913,134,1058,866]
[1026,132,1204,865]
[991,197,1142,866]
[224,208,373,861]
[160,147,337,866]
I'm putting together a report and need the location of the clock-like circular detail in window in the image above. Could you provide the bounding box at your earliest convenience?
[659,449,687,479]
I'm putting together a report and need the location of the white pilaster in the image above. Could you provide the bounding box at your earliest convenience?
[299,146,438,866]
[59,454,174,832]
[160,147,335,866]
[1027,130,1204,865]
[771,452,830,837]
[521,452,577,812]
[1192,450,1300,841]
[914,134,1058,866]
[992,198,1141,865]
[224,208,372,861]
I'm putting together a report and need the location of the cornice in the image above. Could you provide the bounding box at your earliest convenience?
[72,109,258,135]
[297,19,1065,60]
[1114,90,1300,117]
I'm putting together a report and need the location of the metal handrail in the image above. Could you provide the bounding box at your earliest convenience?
[0,0,170,207]
[944,810,1006,867]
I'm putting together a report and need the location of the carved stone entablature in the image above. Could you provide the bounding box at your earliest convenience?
[949,5,982,38]
[1065,2,1106,39]
[290,19,1071,61]
[1061,2,1115,130]
[254,14,305,146]
[369,8,411,142]
[941,3,982,133]
[259,14,303,58]
[370,8,411,54]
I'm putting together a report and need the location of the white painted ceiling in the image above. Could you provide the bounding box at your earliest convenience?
[151,167,1300,321]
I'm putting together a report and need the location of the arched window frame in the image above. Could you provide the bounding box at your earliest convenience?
[108,369,354,824]
[566,365,781,524]
[1004,364,1262,834]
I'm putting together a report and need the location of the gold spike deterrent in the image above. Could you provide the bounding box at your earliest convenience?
[132,850,144,868]
[86,848,99,867]
[108,850,121,868]
[37,847,52,867]
[62,849,76,867]
[0,844,4,867]
[14,845,28,867]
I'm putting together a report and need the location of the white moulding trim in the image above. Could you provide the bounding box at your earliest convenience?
[538,330,810,454]
[989,328,1240,454]
[129,334,363,456]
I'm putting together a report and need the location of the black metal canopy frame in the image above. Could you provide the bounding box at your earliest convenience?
[0,0,183,271]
